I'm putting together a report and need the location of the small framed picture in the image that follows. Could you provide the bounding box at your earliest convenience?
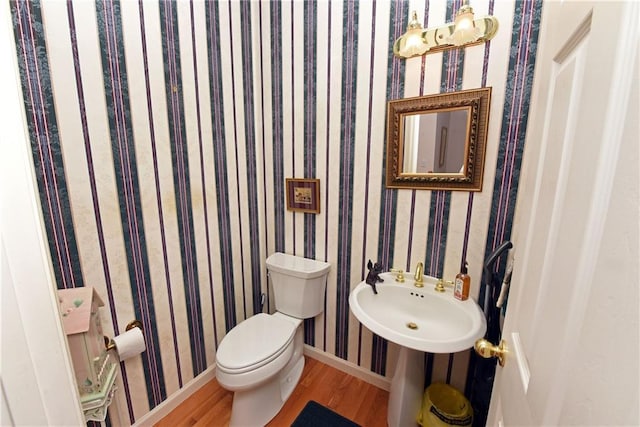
[286,178,321,214]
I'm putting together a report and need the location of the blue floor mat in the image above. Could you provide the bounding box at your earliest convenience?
[291,400,361,427]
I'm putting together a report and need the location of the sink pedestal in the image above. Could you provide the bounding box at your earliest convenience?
[388,346,424,427]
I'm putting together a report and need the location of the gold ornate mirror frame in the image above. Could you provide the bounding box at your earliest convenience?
[386,87,492,191]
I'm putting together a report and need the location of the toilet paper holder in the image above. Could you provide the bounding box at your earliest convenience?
[104,320,143,352]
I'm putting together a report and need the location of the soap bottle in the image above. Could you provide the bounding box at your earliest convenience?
[454,263,470,301]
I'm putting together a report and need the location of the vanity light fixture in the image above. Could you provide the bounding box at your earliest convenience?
[393,2,499,59]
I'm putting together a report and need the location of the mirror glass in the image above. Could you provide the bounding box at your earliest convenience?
[386,88,492,191]
[401,108,470,175]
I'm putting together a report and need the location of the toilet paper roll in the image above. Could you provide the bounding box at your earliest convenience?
[113,327,146,361]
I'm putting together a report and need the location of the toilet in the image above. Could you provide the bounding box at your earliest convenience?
[215,252,331,426]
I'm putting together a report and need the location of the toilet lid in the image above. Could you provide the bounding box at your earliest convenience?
[216,313,296,372]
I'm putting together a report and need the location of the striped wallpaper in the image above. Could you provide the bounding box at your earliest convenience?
[11,0,541,424]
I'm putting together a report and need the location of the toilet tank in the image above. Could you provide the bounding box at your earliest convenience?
[266,253,331,319]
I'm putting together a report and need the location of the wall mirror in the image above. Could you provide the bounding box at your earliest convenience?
[386,87,491,191]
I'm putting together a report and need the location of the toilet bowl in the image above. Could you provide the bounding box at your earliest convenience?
[215,253,330,426]
[216,312,300,391]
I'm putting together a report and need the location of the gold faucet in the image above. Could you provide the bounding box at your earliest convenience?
[414,262,424,287]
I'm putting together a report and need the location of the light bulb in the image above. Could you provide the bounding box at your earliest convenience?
[450,5,480,46]
[393,11,429,58]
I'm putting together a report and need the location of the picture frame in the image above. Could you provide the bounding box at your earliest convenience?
[286,178,321,214]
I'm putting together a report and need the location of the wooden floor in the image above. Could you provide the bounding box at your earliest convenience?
[154,357,389,427]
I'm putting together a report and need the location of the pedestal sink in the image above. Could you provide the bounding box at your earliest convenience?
[349,272,486,426]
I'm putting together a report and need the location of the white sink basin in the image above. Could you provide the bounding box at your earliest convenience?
[349,272,487,353]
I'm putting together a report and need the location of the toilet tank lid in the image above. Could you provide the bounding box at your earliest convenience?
[266,253,331,279]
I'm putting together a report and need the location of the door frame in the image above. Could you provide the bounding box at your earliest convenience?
[0,1,84,424]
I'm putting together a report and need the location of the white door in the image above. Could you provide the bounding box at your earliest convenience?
[486,1,639,425]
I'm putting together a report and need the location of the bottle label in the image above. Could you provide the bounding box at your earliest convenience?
[454,278,463,297]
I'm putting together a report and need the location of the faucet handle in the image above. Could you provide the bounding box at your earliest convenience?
[389,268,405,283]
[435,279,455,293]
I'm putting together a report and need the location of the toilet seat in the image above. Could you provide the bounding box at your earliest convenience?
[216,313,297,374]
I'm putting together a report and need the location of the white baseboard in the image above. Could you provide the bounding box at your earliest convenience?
[132,365,217,427]
[303,345,391,391]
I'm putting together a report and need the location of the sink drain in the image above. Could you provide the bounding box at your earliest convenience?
[406,322,418,330]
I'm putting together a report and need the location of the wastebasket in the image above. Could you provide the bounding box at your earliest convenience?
[417,383,473,426]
